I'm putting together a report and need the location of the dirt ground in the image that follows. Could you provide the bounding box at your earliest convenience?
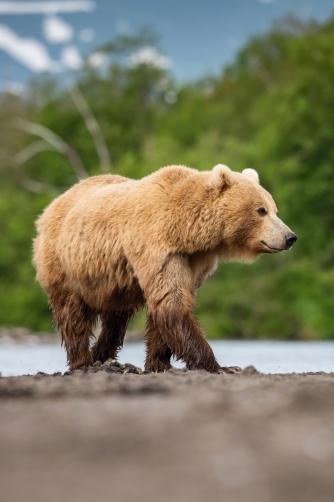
[1,366,334,502]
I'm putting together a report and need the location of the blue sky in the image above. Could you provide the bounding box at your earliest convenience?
[0,0,334,88]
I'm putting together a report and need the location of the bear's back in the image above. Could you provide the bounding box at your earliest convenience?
[36,174,128,233]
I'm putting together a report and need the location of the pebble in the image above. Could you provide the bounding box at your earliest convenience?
[62,361,145,377]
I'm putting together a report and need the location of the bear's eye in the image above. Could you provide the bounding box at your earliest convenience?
[257,207,267,216]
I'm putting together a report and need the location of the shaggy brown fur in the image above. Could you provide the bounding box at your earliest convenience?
[33,165,297,372]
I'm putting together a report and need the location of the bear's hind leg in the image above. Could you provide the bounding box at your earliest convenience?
[144,314,172,372]
[91,309,134,363]
[48,287,96,370]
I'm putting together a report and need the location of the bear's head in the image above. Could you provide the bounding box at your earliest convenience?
[209,164,297,263]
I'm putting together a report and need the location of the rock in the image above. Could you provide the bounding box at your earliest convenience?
[104,359,120,366]
[103,366,122,374]
[35,371,49,378]
[62,370,73,376]
[61,361,143,376]
[242,365,261,375]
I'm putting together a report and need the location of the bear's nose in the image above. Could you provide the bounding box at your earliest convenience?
[285,233,298,249]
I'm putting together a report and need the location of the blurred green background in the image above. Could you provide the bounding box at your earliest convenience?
[1,16,334,339]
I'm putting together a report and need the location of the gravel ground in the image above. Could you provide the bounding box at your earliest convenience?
[1,366,334,502]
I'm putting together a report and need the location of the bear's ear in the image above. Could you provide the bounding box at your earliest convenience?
[209,164,233,192]
[242,168,260,184]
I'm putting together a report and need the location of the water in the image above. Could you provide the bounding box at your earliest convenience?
[0,340,333,377]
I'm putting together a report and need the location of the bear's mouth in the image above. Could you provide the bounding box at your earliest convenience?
[261,241,284,253]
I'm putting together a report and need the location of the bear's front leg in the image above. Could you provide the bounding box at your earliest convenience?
[148,287,221,372]
[144,314,172,372]
[143,255,222,373]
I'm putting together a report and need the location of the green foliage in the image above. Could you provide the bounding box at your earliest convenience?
[1,19,334,338]
[0,182,53,330]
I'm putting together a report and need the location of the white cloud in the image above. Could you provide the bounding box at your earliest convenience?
[258,0,276,4]
[79,28,95,43]
[43,15,73,44]
[0,1,95,15]
[0,24,56,71]
[60,45,83,70]
[88,51,109,68]
[128,47,172,70]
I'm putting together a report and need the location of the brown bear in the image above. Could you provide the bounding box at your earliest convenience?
[33,164,297,373]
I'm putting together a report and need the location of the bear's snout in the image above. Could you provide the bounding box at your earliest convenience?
[285,233,298,249]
